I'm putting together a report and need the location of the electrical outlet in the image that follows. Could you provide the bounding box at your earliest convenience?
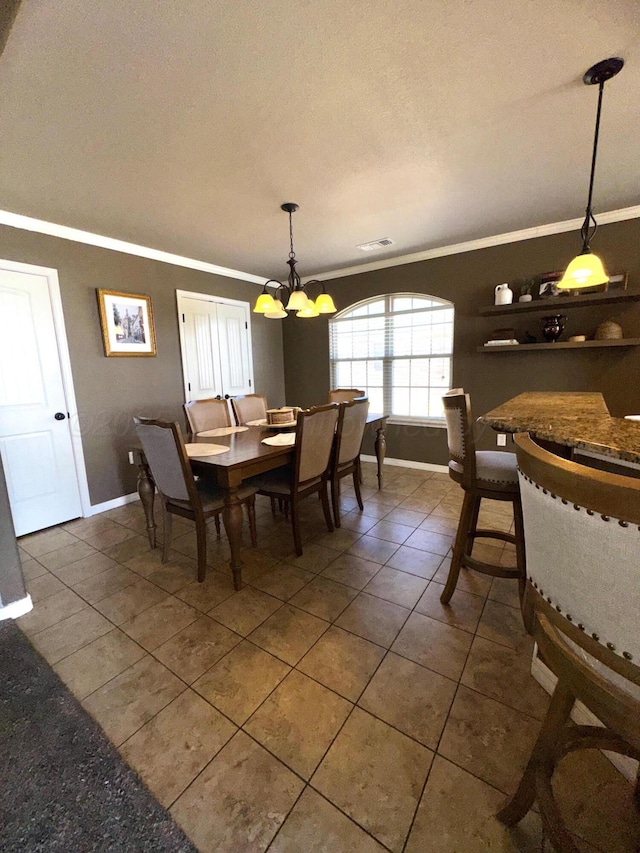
[496,433,507,447]
[128,451,135,464]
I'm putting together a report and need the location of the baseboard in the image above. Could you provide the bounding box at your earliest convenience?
[361,455,448,474]
[88,492,139,516]
[0,594,33,621]
[531,654,637,781]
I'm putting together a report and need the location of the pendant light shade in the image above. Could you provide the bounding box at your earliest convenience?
[264,298,288,319]
[253,203,336,318]
[559,57,623,290]
[557,251,608,290]
[285,289,310,311]
[315,290,337,313]
[297,298,319,318]
[253,286,277,313]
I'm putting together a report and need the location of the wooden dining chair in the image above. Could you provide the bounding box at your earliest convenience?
[256,403,339,555]
[330,397,370,526]
[133,417,257,582]
[231,394,268,425]
[184,398,232,434]
[440,390,525,604]
[328,388,365,404]
[497,433,640,852]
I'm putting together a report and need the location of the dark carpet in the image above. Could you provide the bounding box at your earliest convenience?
[0,620,199,853]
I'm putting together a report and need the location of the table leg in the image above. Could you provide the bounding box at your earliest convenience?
[222,487,244,590]
[375,425,386,490]
[137,461,157,549]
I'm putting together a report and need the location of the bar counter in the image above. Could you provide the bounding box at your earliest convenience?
[479,392,640,466]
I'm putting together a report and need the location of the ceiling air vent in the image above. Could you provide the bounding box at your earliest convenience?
[356,238,395,252]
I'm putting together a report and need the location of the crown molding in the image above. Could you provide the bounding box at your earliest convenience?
[0,209,266,285]
[1,203,638,288]
[303,204,640,283]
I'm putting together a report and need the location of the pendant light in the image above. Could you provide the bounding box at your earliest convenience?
[253,203,337,318]
[557,57,624,290]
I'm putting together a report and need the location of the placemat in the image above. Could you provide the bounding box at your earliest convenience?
[184,443,230,457]
[261,433,296,447]
[196,426,249,437]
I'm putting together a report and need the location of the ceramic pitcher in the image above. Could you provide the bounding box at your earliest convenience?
[494,283,513,306]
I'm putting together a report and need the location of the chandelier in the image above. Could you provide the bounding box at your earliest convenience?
[558,57,624,290]
[253,203,336,319]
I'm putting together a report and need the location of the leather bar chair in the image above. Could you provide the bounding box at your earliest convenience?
[231,394,268,425]
[257,404,339,555]
[497,433,640,852]
[330,397,370,526]
[184,398,232,433]
[328,388,365,404]
[440,390,525,604]
[134,417,257,582]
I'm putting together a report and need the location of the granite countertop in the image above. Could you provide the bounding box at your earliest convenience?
[480,392,640,465]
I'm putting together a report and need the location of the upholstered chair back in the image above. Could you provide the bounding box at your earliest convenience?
[328,388,365,404]
[337,397,370,466]
[442,390,476,487]
[134,418,191,502]
[184,398,231,433]
[515,434,640,705]
[296,404,339,484]
[231,394,268,425]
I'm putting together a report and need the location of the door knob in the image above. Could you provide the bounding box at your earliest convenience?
[224,394,230,399]
[54,412,66,420]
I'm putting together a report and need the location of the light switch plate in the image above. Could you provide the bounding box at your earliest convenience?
[496,434,507,447]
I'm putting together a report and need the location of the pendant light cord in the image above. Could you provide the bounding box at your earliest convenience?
[580,80,605,251]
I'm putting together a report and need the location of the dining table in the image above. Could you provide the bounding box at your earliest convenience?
[133,412,388,589]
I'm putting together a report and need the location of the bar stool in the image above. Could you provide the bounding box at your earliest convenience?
[440,390,525,605]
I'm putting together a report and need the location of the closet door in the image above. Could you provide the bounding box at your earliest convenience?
[216,302,253,397]
[177,293,253,401]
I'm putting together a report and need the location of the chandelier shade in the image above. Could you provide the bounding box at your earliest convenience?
[254,203,336,319]
[558,57,623,291]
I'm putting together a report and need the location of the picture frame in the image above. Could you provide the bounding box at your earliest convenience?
[608,272,628,292]
[538,280,560,299]
[97,289,157,357]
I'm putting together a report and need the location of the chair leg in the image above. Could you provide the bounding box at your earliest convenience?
[214,513,221,537]
[270,496,277,516]
[497,680,575,827]
[291,498,303,556]
[464,494,481,564]
[195,517,207,583]
[513,494,527,601]
[331,478,341,528]
[353,463,364,511]
[440,490,476,604]
[320,482,334,533]
[162,505,172,563]
[247,495,257,547]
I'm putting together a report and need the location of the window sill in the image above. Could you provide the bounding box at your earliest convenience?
[386,418,446,429]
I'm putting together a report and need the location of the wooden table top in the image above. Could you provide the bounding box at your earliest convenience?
[480,392,640,465]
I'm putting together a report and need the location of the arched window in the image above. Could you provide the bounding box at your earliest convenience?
[329,293,454,423]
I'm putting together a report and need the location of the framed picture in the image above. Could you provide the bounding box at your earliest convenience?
[537,270,563,299]
[538,280,560,299]
[97,289,157,357]
[608,272,628,291]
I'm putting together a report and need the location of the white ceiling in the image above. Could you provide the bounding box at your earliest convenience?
[0,0,639,281]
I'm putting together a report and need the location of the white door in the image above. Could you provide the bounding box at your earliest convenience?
[177,292,254,401]
[216,302,253,397]
[0,267,83,535]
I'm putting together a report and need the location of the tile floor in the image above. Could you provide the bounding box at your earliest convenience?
[16,462,639,853]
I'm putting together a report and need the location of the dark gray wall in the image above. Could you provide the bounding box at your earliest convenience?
[0,226,286,505]
[283,218,640,465]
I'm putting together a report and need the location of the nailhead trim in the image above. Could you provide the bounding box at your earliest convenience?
[527,579,634,662]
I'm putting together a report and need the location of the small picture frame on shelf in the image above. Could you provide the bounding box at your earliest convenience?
[608,272,628,292]
[538,280,560,299]
[537,270,563,299]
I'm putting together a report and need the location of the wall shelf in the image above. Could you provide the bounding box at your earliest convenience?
[479,290,640,316]
[478,338,640,353]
